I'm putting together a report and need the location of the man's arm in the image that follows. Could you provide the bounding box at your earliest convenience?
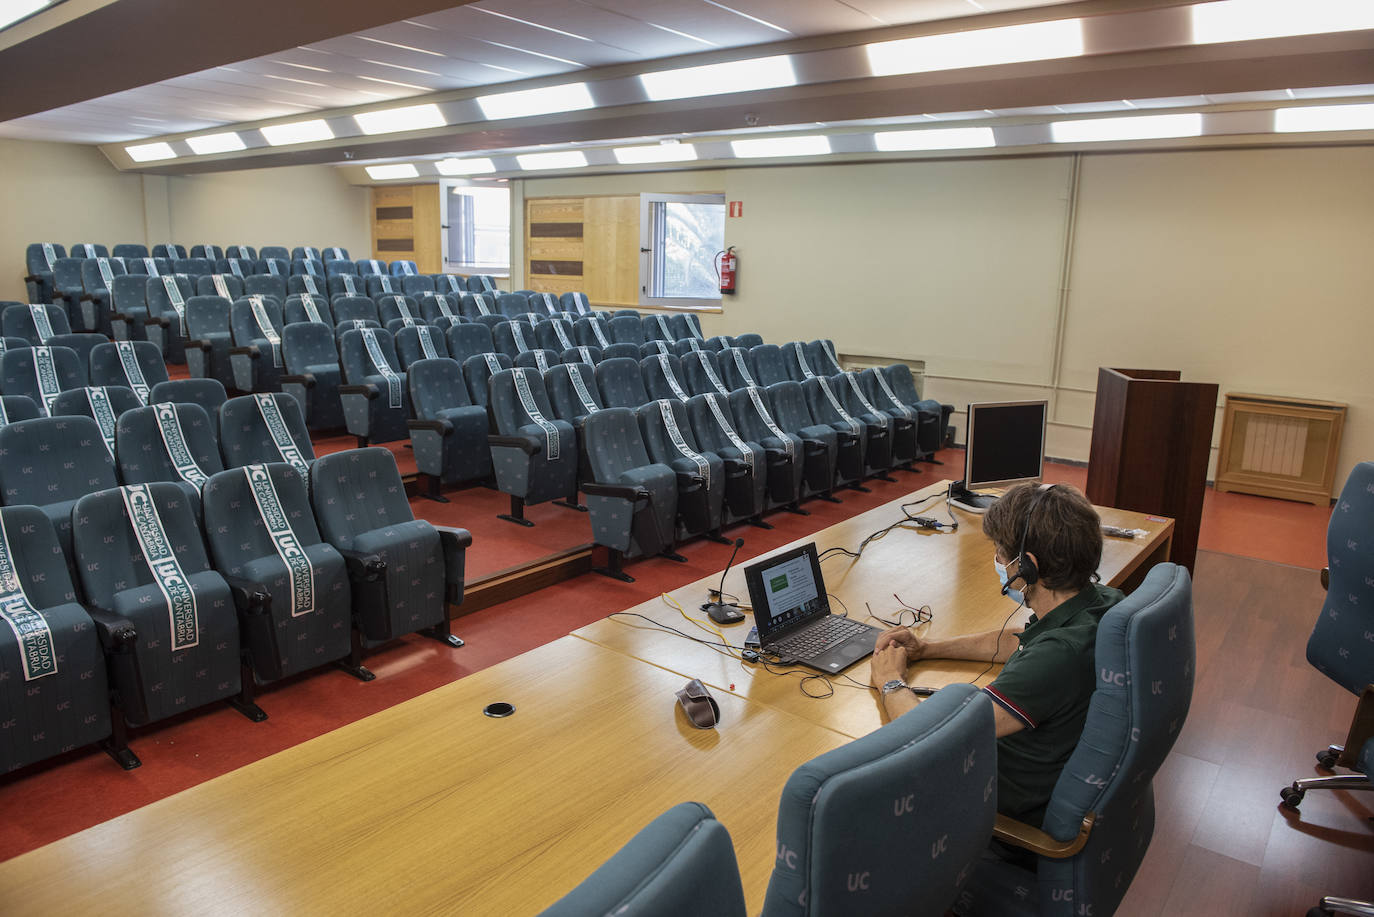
[873,643,1027,736]
[875,625,1023,664]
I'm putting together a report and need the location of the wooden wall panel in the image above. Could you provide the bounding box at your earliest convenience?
[370,184,441,274]
[582,196,639,307]
[526,197,585,296]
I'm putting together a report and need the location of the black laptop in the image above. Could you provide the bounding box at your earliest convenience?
[743,542,883,673]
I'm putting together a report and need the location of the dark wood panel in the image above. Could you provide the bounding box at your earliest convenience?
[530,222,584,238]
[529,260,584,276]
[456,545,594,615]
[376,206,413,220]
[377,238,414,252]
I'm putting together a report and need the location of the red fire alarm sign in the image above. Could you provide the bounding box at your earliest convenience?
[728,201,743,218]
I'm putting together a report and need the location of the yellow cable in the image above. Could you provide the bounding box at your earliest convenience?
[661,592,740,659]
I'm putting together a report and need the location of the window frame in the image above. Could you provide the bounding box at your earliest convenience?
[441,179,512,276]
[637,192,727,311]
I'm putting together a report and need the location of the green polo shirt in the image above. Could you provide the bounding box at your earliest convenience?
[982,582,1123,827]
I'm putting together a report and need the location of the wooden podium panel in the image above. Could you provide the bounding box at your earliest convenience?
[1086,368,1217,573]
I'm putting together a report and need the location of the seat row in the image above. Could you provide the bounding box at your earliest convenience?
[0,443,469,777]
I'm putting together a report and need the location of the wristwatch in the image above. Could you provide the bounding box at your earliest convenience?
[880,679,909,696]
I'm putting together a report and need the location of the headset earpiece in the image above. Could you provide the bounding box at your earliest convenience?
[1013,483,1055,590]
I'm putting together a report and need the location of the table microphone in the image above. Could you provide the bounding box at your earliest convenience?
[704,538,746,624]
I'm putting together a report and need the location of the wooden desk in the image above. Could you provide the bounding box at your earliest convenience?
[574,480,1173,739]
[0,637,847,916]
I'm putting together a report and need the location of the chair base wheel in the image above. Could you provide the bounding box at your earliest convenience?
[335,659,377,681]
[228,696,269,722]
[1316,750,1340,770]
[1280,785,1306,809]
[594,566,635,583]
[498,513,535,527]
[100,738,142,770]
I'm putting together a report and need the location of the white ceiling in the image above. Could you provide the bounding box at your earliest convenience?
[0,0,1077,143]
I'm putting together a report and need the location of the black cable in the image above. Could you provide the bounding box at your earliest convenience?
[970,600,1025,685]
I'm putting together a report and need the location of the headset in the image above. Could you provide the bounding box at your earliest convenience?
[1002,482,1057,596]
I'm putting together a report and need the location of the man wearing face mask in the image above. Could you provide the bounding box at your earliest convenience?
[869,481,1120,829]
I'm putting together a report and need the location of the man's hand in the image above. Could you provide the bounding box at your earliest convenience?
[874,625,927,659]
[869,644,910,688]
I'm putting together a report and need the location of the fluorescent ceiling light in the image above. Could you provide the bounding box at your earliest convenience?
[125,142,176,162]
[731,135,831,158]
[613,144,699,164]
[186,131,246,155]
[515,150,589,170]
[1,0,48,30]
[354,103,445,135]
[639,55,795,102]
[875,127,996,151]
[477,83,593,120]
[260,119,334,146]
[1274,102,1374,133]
[366,163,420,180]
[1191,0,1374,45]
[1050,112,1203,143]
[436,157,496,175]
[866,18,1084,76]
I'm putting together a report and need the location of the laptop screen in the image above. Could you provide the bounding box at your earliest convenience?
[745,542,830,641]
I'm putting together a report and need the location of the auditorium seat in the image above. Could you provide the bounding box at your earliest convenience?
[560,291,593,317]
[687,392,770,525]
[284,292,334,326]
[0,344,85,414]
[514,349,558,374]
[527,291,563,319]
[325,259,357,279]
[838,370,917,469]
[338,327,410,445]
[808,339,844,376]
[50,257,87,330]
[488,367,580,524]
[680,349,731,397]
[805,375,890,480]
[0,415,120,559]
[256,258,290,279]
[728,386,810,511]
[46,333,103,375]
[669,313,706,343]
[0,394,42,428]
[545,361,604,426]
[492,292,526,319]
[445,322,495,365]
[493,319,537,359]
[111,243,148,260]
[0,505,111,775]
[638,398,726,541]
[120,255,164,277]
[536,317,578,353]
[109,274,151,341]
[185,295,237,391]
[79,256,124,334]
[770,382,844,497]
[880,364,949,457]
[641,353,692,403]
[291,258,325,280]
[608,314,644,345]
[640,340,671,360]
[408,357,492,498]
[602,342,643,363]
[462,352,512,408]
[196,273,244,301]
[719,347,760,391]
[24,242,64,302]
[394,323,450,370]
[596,356,651,410]
[229,295,286,393]
[244,274,287,302]
[145,274,197,364]
[462,292,498,321]
[227,245,257,261]
[290,246,320,263]
[115,402,225,511]
[749,344,790,388]
[172,256,213,277]
[575,315,614,349]
[190,244,224,260]
[376,294,421,328]
[365,273,402,298]
[419,292,461,324]
[782,340,819,382]
[332,295,379,328]
[467,274,498,294]
[216,258,255,280]
[148,379,229,419]
[49,386,143,461]
[281,323,345,431]
[70,243,107,260]
[561,345,601,366]
[152,243,187,260]
[671,337,706,359]
[3,302,70,344]
[431,274,464,298]
[641,313,676,343]
[327,272,364,299]
[355,258,386,276]
[733,332,764,349]
[582,407,680,581]
[220,393,316,472]
[401,274,435,298]
[260,246,290,262]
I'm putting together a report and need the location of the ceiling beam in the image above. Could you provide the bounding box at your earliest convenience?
[0,0,477,122]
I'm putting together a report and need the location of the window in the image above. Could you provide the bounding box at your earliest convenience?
[443,182,510,273]
[638,193,726,309]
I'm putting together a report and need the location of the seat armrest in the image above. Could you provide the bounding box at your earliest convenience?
[992,812,1096,859]
[187,337,214,353]
[802,439,829,454]
[281,372,316,389]
[229,345,262,359]
[221,575,272,614]
[80,292,96,302]
[143,314,171,328]
[489,433,541,456]
[1321,567,1329,591]
[23,273,41,284]
[84,605,139,652]
[434,524,473,551]
[408,418,453,436]
[337,548,386,582]
[583,482,649,503]
[338,383,379,401]
[674,471,705,488]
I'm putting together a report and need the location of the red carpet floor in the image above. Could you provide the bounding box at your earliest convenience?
[0,449,1333,860]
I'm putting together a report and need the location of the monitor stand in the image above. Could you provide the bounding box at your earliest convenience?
[949,480,998,514]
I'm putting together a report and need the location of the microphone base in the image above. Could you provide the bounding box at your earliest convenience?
[703,601,746,625]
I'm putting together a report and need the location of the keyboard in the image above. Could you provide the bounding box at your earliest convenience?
[768,616,872,659]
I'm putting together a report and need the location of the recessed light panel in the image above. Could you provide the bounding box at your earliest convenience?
[186,132,246,155]
[875,127,996,151]
[260,119,334,146]
[436,157,497,175]
[731,135,831,158]
[354,104,445,135]
[477,83,594,120]
[866,19,1084,77]
[639,55,796,101]
[515,150,589,170]
[613,144,699,164]
[366,163,420,180]
[1191,0,1374,45]
[126,142,176,162]
[1050,112,1203,142]
[1274,102,1374,132]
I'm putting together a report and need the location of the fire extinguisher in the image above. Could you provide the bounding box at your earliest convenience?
[716,246,737,295]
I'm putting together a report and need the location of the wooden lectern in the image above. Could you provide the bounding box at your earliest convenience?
[1085,368,1218,573]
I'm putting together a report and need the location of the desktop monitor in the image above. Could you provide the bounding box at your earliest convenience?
[951,400,1048,512]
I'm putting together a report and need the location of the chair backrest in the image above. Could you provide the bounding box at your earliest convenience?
[561,345,602,367]
[219,393,316,472]
[202,462,326,578]
[671,337,705,358]
[291,246,321,262]
[0,345,85,414]
[256,257,291,279]
[153,243,187,260]
[190,244,223,260]
[366,274,402,298]
[196,273,244,300]
[216,258,256,279]
[284,292,335,327]
[282,321,341,375]
[53,257,85,293]
[0,336,30,357]
[310,447,414,547]
[538,802,747,917]
[49,386,143,459]
[733,332,764,349]
[339,327,401,383]
[227,245,257,261]
[681,349,731,397]
[291,259,325,280]
[230,296,285,347]
[3,303,71,343]
[459,352,510,407]
[762,683,997,917]
[602,342,642,362]
[261,246,291,262]
[115,402,224,487]
[808,339,843,376]
[575,315,614,349]
[560,291,592,316]
[112,243,147,260]
[803,376,864,436]
[494,319,537,357]
[408,357,474,420]
[355,258,386,276]
[687,392,760,462]
[395,324,450,368]
[638,398,712,474]
[45,333,102,378]
[719,347,759,391]
[729,386,795,454]
[768,380,821,432]
[446,322,496,364]
[641,313,676,342]
[27,242,66,275]
[582,406,655,479]
[489,367,559,436]
[536,317,578,353]
[172,257,213,276]
[147,378,229,417]
[670,313,704,342]
[640,340,672,359]
[596,356,651,409]
[420,293,461,323]
[145,274,195,329]
[0,415,119,506]
[325,259,357,277]
[641,353,692,403]
[401,274,435,297]
[462,292,496,320]
[0,394,42,428]
[376,294,419,325]
[783,340,819,382]
[1309,461,1374,693]
[111,274,149,316]
[545,362,604,422]
[750,344,790,388]
[80,257,126,298]
[332,295,378,326]
[496,292,529,318]
[609,314,645,345]
[327,273,365,299]
[527,291,561,317]
[186,295,232,340]
[244,274,287,301]
[514,348,558,373]
[882,363,923,403]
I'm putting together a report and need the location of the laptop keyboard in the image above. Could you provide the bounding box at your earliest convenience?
[769,616,872,659]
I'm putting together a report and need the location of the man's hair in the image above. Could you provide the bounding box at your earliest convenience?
[982,482,1103,592]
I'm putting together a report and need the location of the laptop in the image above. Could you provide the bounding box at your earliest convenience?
[743,542,884,673]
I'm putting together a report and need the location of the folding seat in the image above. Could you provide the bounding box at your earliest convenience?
[574,315,614,350]
[836,370,918,469]
[24,242,65,302]
[173,256,213,277]
[365,273,402,298]
[0,415,120,559]
[581,407,681,581]
[144,273,196,363]
[638,398,728,542]
[229,294,286,392]
[216,258,255,280]
[561,345,602,366]
[609,314,645,344]
[355,258,386,276]
[226,245,257,262]
[338,327,411,445]
[408,357,492,499]
[110,243,145,261]
[184,295,237,391]
[78,256,124,334]
[807,339,844,376]
[602,342,642,362]
[291,246,321,263]
[72,481,253,763]
[285,274,325,300]
[642,352,693,404]
[526,291,563,319]
[291,258,325,279]
[332,295,379,329]
[667,312,704,342]
[115,402,224,511]
[535,317,578,353]
[284,292,333,327]
[514,348,559,374]
[671,337,707,358]
[769,381,846,498]
[244,273,287,302]
[680,348,732,397]
[727,386,808,512]
[120,256,155,276]
[196,273,244,301]
[686,392,773,526]
[778,340,817,383]
[461,292,498,321]
[446,321,495,365]
[401,274,435,298]
[496,292,530,319]
[641,313,676,343]
[281,322,345,431]
[152,243,187,260]
[717,347,760,392]
[493,319,537,359]
[90,341,169,404]
[201,462,357,682]
[595,356,651,410]
[430,315,464,334]
[70,243,108,259]
[612,309,642,319]
[560,291,593,317]
[419,292,462,324]
[389,259,419,277]
[487,366,581,523]
[805,375,892,480]
[0,504,112,774]
[879,364,950,457]
[545,361,604,425]
[109,274,151,341]
[733,332,764,349]
[462,352,512,408]
[0,344,85,415]
[433,274,466,297]
[0,394,42,429]
[515,310,549,327]
[641,340,672,359]
[47,333,103,378]
[148,379,229,419]
[394,323,450,369]
[48,387,143,466]
[466,274,498,294]
[51,257,87,330]
[309,447,467,650]
[324,273,361,300]
[376,294,421,328]
[190,244,224,260]
[220,393,316,473]
[260,246,290,262]
[326,259,357,277]
[254,257,290,280]
[3,302,70,344]
[749,344,791,387]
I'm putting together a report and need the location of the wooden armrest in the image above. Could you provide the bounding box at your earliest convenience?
[992,812,1096,859]
[1338,684,1374,769]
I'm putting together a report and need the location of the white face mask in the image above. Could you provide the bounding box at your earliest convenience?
[994,557,1025,606]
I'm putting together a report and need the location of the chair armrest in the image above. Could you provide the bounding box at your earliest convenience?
[143,314,170,328]
[721,458,752,477]
[1338,684,1374,769]
[187,337,214,353]
[221,575,271,615]
[408,418,453,436]
[489,433,541,456]
[674,471,705,489]
[229,345,262,359]
[80,292,96,302]
[338,383,379,401]
[23,274,42,284]
[434,524,473,551]
[1321,567,1329,591]
[337,548,386,582]
[583,482,649,503]
[802,439,829,455]
[281,373,316,389]
[84,606,139,652]
[435,525,473,605]
[992,812,1096,859]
